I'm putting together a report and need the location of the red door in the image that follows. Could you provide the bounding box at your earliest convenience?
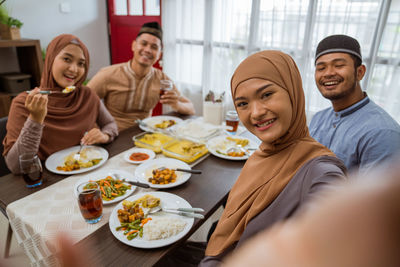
[107,0,163,115]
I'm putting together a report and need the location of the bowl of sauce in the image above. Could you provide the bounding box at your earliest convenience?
[124,148,156,164]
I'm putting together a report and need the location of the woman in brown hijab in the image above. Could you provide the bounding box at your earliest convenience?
[3,34,118,174]
[200,50,347,266]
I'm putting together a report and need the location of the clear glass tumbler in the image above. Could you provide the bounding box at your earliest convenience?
[19,153,43,188]
[77,182,103,224]
[160,79,173,96]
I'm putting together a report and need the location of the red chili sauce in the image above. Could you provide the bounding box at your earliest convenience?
[129,152,150,161]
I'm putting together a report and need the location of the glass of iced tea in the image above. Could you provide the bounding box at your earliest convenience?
[160,79,173,96]
[226,110,239,134]
[19,153,43,188]
[77,182,103,224]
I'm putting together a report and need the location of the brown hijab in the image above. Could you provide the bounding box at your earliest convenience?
[3,34,100,159]
[206,50,335,256]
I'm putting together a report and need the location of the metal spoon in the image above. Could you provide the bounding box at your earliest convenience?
[135,119,172,135]
[73,131,88,161]
[26,86,76,94]
[148,206,204,219]
[73,142,84,161]
[112,173,150,188]
[25,90,57,94]
[156,167,202,174]
[226,146,257,155]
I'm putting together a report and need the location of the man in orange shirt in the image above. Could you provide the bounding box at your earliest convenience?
[88,22,194,131]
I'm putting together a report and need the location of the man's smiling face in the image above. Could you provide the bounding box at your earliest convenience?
[314,52,358,101]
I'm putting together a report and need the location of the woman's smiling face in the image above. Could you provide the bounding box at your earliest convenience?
[234,78,293,145]
[51,44,86,88]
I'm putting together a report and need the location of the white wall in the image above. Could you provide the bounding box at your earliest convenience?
[3,0,110,78]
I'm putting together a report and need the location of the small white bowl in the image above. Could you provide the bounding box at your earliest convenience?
[124,148,156,164]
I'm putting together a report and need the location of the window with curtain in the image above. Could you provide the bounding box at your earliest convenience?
[163,0,400,122]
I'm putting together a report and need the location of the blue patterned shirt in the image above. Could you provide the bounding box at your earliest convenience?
[309,95,400,175]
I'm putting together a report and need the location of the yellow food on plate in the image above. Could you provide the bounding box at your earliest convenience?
[154,120,176,129]
[226,136,249,147]
[212,136,251,158]
[56,148,102,171]
[132,194,161,208]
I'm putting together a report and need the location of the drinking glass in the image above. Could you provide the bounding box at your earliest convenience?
[19,153,43,188]
[160,79,173,96]
[226,110,239,134]
[77,182,103,224]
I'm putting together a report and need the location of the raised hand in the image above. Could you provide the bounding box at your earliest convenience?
[160,89,180,109]
[25,87,48,124]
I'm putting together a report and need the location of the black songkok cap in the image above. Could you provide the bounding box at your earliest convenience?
[315,34,362,64]
[137,22,163,41]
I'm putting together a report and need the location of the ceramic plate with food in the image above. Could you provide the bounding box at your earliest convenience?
[124,148,156,164]
[207,135,258,160]
[109,191,194,248]
[45,145,108,175]
[139,115,183,132]
[134,158,191,188]
[74,169,137,204]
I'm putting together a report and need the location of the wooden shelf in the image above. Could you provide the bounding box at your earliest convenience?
[0,39,43,117]
[0,38,43,88]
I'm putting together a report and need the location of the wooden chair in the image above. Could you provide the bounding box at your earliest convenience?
[0,116,13,258]
[0,116,10,176]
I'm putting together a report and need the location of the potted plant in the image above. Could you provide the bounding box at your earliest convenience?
[0,2,23,40]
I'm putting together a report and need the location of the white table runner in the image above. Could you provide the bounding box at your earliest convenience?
[6,147,208,267]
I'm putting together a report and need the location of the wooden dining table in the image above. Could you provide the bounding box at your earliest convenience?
[0,114,255,266]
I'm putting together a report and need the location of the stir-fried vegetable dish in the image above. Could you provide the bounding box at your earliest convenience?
[149,168,177,185]
[116,195,160,240]
[85,176,131,201]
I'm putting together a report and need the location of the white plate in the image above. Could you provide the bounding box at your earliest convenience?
[139,115,183,132]
[109,191,194,249]
[134,158,191,188]
[123,148,156,164]
[207,135,258,160]
[45,145,108,175]
[74,169,137,205]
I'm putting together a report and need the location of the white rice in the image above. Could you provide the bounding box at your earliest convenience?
[143,217,187,240]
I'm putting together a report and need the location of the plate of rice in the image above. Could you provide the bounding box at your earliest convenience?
[109,191,194,248]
